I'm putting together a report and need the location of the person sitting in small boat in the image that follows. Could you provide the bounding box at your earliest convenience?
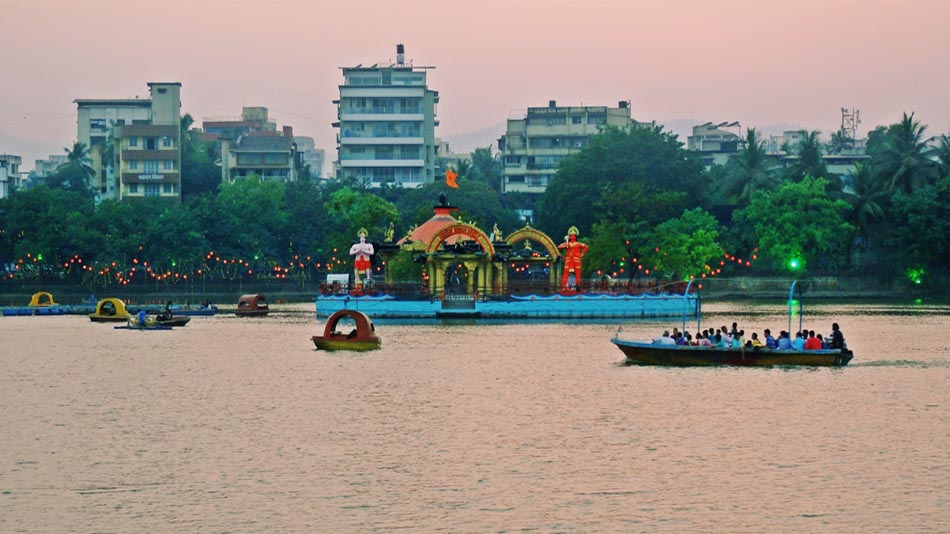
[731,330,746,348]
[750,332,764,348]
[816,333,826,349]
[137,309,148,326]
[157,301,173,322]
[697,332,712,346]
[791,331,807,351]
[720,325,733,345]
[714,334,728,348]
[764,329,777,349]
[777,331,793,350]
[653,330,676,345]
[828,323,846,350]
[804,330,822,350]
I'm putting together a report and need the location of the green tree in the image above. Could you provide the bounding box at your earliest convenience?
[323,187,399,258]
[872,112,935,194]
[180,113,222,197]
[538,125,706,237]
[785,130,828,183]
[468,146,503,192]
[882,174,950,277]
[734,177,854,274]
[209,175,288,259]
[646,208,724,280]
[720,128,777,206]
[842,163,886,249]
[827,128,854,154]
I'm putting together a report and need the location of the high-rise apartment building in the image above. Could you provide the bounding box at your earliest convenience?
[334,44,439,188]
[498,100,634,194]
[75,82,182,202]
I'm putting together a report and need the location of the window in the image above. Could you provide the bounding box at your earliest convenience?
[503,156,521,166]
[129,137,138,147]
[588,114,607,125]
[129,183,138,193]
[129,161,138,170]
[90,118,107,129]
[163,183,172,193]
[162,136,171,147]
[157,88,167,94]
[145,138,156,150]
[145,184,160,197]
[163,161,173,170]
[375,147,393,160]
[144,161,159,172]
[572,116,583,124]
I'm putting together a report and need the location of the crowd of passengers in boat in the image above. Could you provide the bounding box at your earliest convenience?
[653,321,847,351]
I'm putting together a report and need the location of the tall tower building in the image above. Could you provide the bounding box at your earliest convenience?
[334,44,439,188]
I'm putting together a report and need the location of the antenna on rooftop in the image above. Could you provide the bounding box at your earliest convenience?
[840,107,861,140]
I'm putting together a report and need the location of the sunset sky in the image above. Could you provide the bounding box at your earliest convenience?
[2,0,948,171]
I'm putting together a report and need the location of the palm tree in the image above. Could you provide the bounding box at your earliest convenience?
[876,112,934,194]
[64,141,95,179]
[843,163,886,249]
[722,128,776,206]
[828,128,854,154]
[786,130,828,183]
[934,134,950,179]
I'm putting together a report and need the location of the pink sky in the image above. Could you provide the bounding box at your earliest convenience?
[2,0,948,170]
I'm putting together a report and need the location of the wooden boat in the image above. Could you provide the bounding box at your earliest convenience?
[170,303,218,316]
[235,294,269,317]
[611,338,853,367]
[114,323,173,331]
[611,279,854,367]
[89,298,134,322]
[156,316,191,327]
[311,309,381,351]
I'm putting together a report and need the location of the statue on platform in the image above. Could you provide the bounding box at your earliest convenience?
[491,223,503,242]
[349,228,375,284]
[384,222,395,243]
[558,226,589,291]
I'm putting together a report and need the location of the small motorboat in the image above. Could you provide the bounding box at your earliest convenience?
[157,315,191,327]
[235,294,270,317]
[89,298,134,322]
[170,303,218,316]
[312,309,381,351]
[114,323,173,331]
[611,338,853,367]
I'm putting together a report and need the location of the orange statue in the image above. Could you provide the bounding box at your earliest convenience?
[349,228,375,284]
[558,226,588,290]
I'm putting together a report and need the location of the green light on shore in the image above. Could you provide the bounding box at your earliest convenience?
[788,258,800,270]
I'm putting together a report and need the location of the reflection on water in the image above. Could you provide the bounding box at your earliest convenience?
[1,301,948,532]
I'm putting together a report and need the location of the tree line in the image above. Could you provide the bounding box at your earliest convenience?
[2,112,948,291]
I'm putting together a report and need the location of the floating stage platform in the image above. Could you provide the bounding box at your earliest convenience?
[315,292,699,320]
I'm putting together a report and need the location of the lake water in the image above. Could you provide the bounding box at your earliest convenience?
[1,301,948,533]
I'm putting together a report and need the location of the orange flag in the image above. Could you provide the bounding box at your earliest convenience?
[445,169,459,189]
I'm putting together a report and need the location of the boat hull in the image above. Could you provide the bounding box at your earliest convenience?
[611,338,853,367]
[90,314,133,323]
[311,337,381,351]
[114,324,174,331]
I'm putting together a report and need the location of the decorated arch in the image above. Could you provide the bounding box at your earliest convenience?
[425,222,495,256]
[506,226,560,259]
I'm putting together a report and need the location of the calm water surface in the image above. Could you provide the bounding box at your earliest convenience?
[1,301,948,533]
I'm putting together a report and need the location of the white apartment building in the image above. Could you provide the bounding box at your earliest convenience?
[75,82,182,202]
[498,100,634,194]
[334,44,439,188]
[0,154,23,199]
